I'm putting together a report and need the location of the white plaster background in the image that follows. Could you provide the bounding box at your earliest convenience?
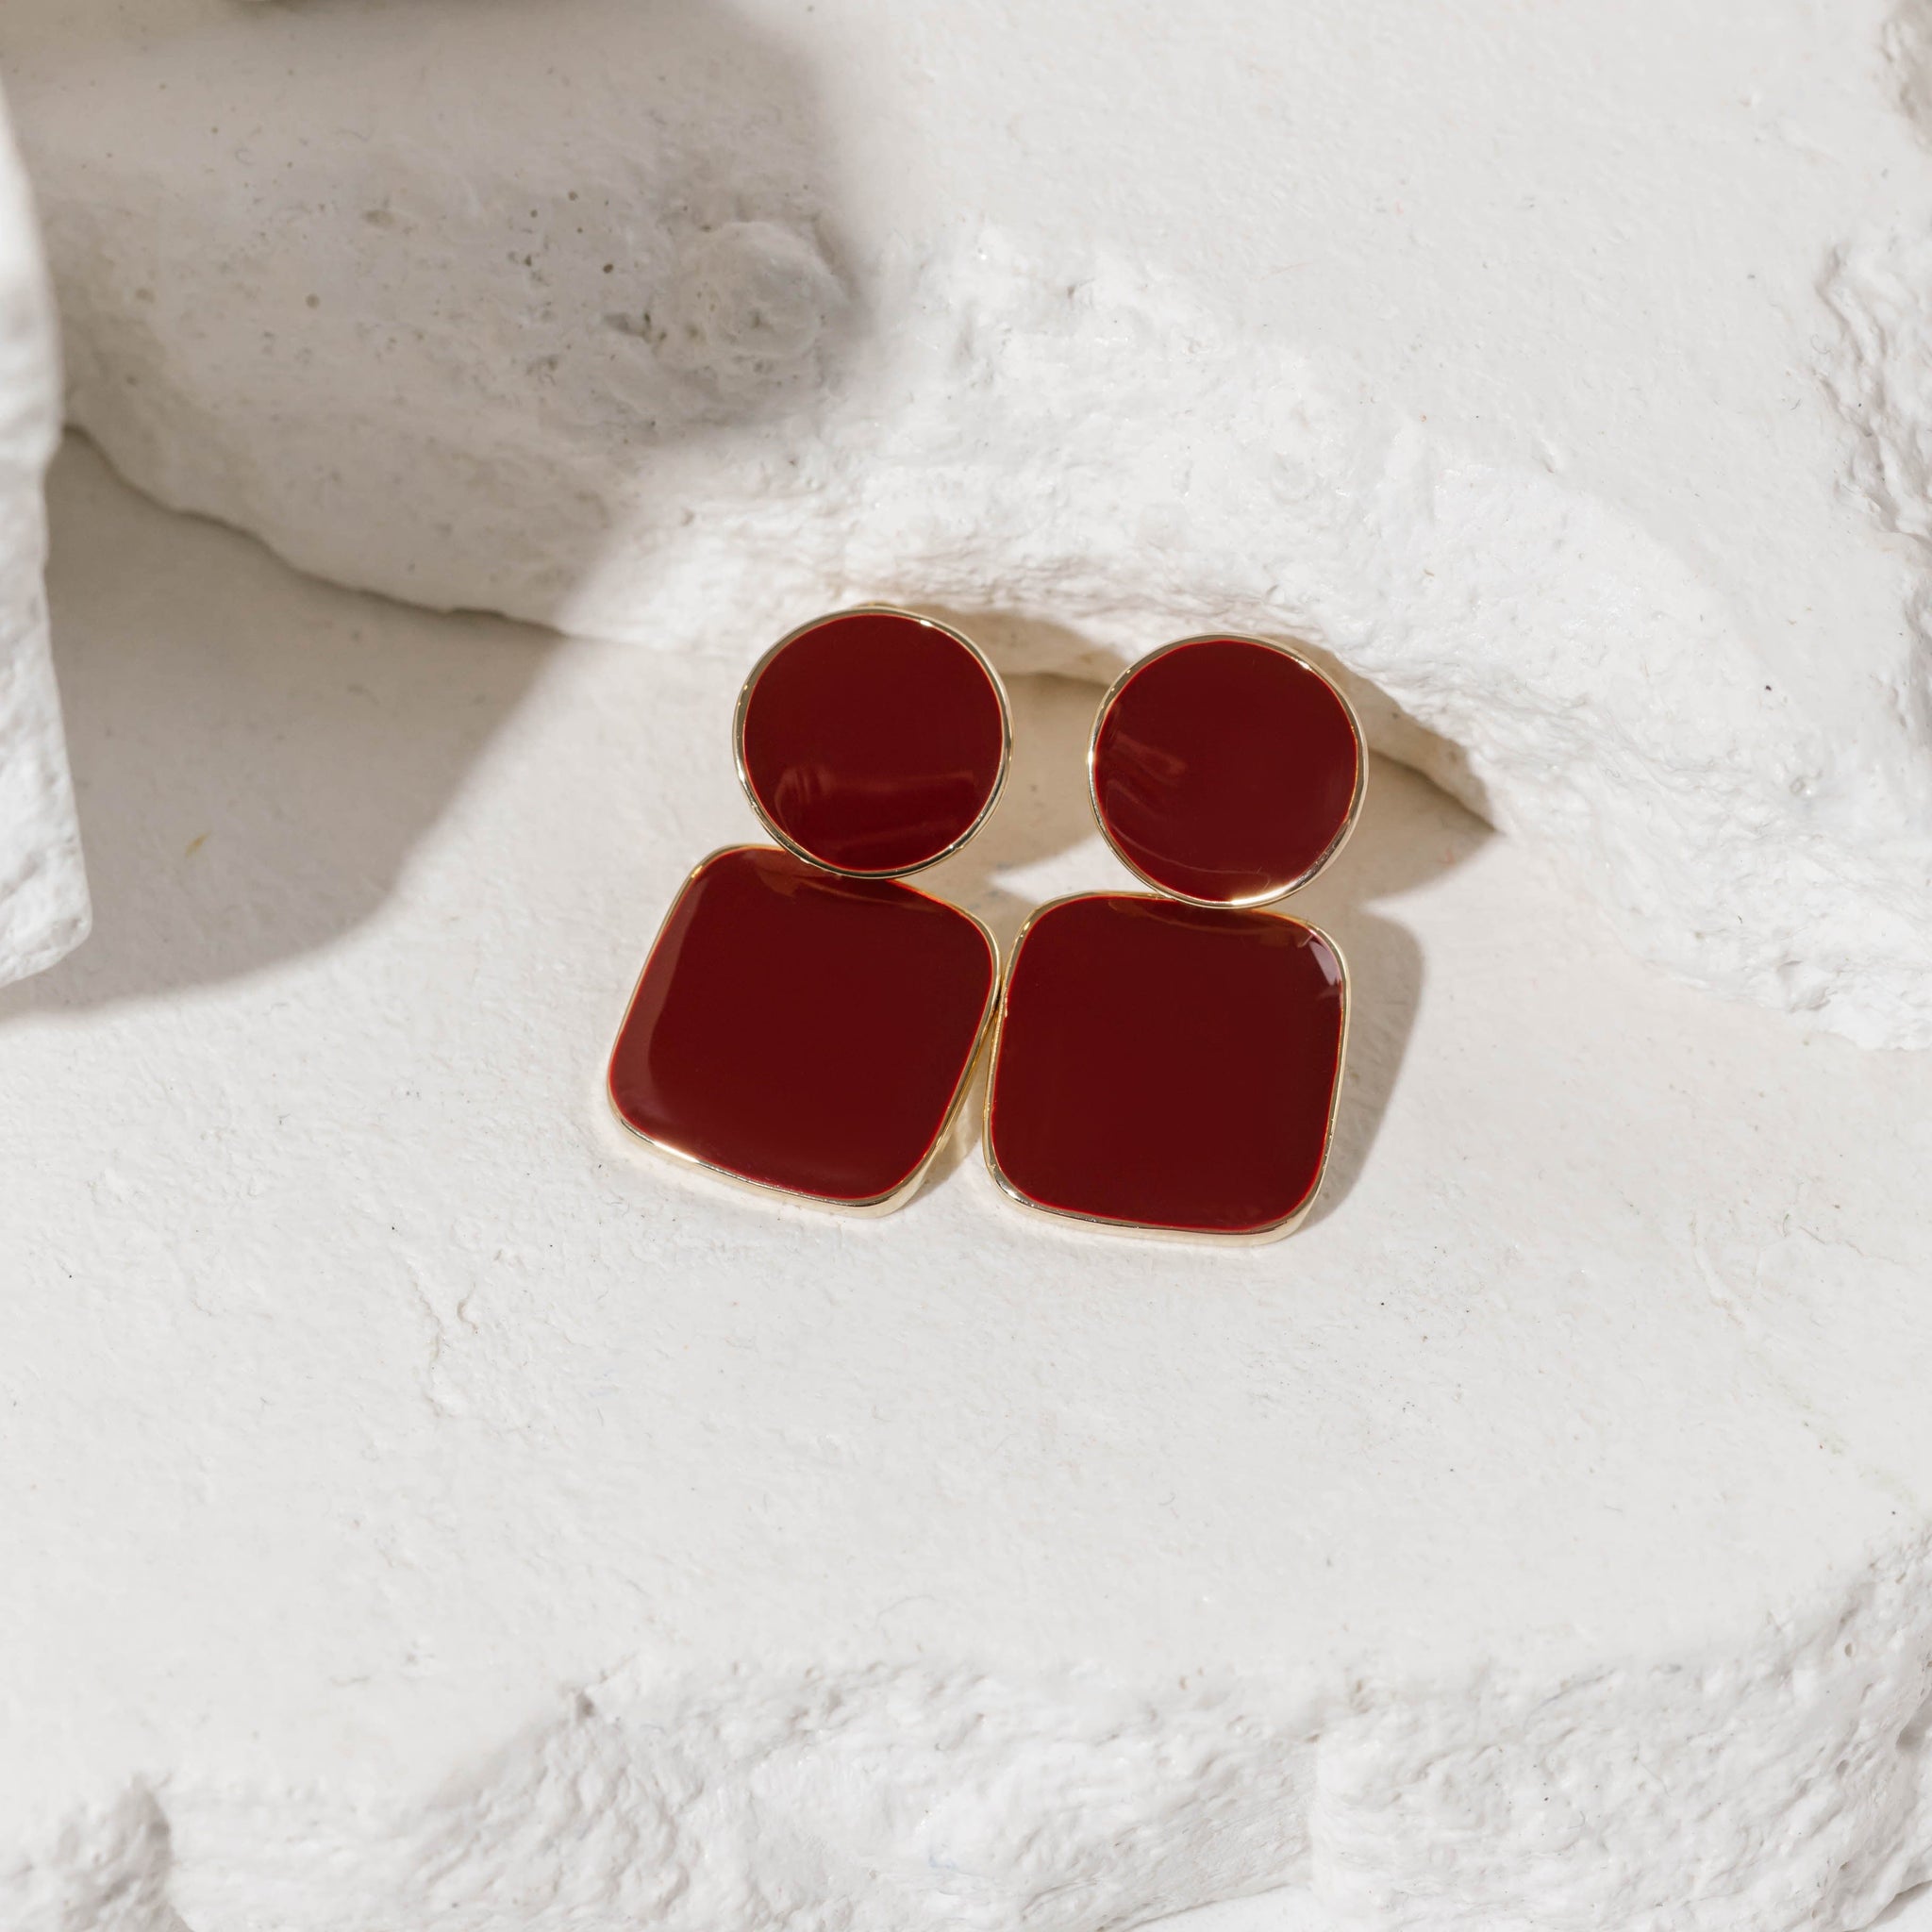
[6,4,1932,1928]
[0,79,84,985]
[6,441,1932,1932]
[3,0,1932,1042]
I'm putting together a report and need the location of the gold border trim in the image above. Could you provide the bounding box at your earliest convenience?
[607,845,1003,1217]
[1086,632,1368,909]
[732,605,1014,881]
[979,891,1352,1246]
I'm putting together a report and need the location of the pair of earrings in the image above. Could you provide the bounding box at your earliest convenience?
[607,606,1363,1242]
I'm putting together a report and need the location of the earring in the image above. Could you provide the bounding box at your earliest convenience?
[983,634,1364,1242]
[608,607,1009,1213]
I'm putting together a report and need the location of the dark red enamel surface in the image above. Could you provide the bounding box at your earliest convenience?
[988,894,1345,1235]
[1092,638,1360,903]
[609,846,996,1204]
[740,610,1006,875]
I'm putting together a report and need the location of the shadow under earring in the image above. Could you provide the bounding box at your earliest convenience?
[983,633,1364,1242]
[608,607,1009,1213]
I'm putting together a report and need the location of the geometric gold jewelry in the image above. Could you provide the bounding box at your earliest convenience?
[607,607,1009,1213]
[983,634,1364,1241]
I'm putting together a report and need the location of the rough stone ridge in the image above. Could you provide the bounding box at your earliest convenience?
[1886,0,1932,142]
[0,79,84,983]
[11,1571,1932,1932]
[6,0,1932,1043]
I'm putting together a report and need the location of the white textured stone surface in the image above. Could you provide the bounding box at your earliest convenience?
[6,0,1932,1045]
[9,440,1932,1932]
[0,77,84,984]
[1171,1895,1932,1932]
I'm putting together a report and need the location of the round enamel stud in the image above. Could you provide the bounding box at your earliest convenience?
[1088,634,1364,906]
[736,607,1011,878]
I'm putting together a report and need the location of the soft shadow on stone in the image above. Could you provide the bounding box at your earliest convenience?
[0,440,557,1016]
[1291,763,1488,1227]
[1874,1878,1932,1926]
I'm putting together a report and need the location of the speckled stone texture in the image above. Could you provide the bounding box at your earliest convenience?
[0,77,83,983]
[7,441,1932,1932]
[5,0,1932,1045]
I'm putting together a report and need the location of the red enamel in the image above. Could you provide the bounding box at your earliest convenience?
[987,893,1345,1236]
[610,846,997,1204]
[740,609,1007,876]
[1091,637,1360,903]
